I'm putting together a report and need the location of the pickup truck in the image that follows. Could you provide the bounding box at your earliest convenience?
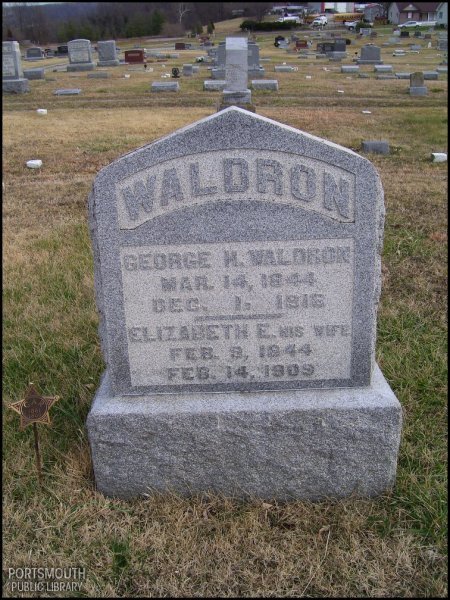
[277,15,302,24]
[312,16,328,26]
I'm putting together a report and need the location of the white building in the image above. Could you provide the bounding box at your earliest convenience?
[436,2,448,26]
[307,2,355,12]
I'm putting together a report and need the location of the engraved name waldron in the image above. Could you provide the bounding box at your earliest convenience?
[117,150,356,229]
[120,239,354,387]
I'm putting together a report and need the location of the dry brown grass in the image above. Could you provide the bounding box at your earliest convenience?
[3,462,448,598]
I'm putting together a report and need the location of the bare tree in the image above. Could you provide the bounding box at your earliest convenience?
[11,2,29,34]
[250,2,272,22]
[177,2,191,24]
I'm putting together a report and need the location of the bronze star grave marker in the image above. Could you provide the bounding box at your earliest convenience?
[9,384,59,484]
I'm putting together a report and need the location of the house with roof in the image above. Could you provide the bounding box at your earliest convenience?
[436,2,448,26]
[388,2,440,25]
[271,2,356,14]
[362,3,385,22]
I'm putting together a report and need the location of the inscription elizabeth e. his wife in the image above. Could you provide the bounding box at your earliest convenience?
[89,107,383,395]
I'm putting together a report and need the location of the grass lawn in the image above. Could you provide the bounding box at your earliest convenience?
[3,22,448,598]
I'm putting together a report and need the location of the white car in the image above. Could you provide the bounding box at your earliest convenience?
[398,20,436,28]
[277,15,302,24]
[344,20,360,30]
[312,16,328,26]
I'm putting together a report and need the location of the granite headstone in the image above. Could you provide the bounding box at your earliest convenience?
[67,39,95,71]
[87,107,402,500]
[125,49,144,64]
[97,40,119,67]
[221,37,252,107]
[2,41,30,93]
[248,41,265,78]
[357,44,383,64]
[409,71,427,95]
[26,46,45,60]
[212,40,264,80]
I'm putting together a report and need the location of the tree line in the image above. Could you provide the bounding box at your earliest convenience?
[2,2,273,44]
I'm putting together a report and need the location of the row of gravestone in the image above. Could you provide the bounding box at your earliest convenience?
[153,38,269,102]
[210,40,265,79]
[2,39,170,92]
[25,39,120,70]
[209,40,372,75]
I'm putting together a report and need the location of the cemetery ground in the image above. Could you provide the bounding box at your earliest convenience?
[3,25,447,597]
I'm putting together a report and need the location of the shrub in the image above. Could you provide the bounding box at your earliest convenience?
[356,22,372,32]
[239,20,295,32]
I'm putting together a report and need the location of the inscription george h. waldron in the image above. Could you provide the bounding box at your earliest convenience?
[121,238,354,387]
[117,150,355,229]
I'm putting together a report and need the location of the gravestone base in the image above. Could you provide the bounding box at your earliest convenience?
[67,62,95,71]
[87,72,110,79]
[221,89,252,106]
[97,59,120,67]
[357,59,383,64]
[251,79,279,90]
[23,68,45,80]
[409,86,428,95]
[374,65,393,72]
[203,80,226,91]
[151,81,180,92]
[329,51,347,59]
[2,78,30,93]
[361,140,390,155]
[87,364,402,500]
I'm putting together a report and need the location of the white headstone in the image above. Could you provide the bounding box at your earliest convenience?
[2,41,30,93]
[221,37,252,107]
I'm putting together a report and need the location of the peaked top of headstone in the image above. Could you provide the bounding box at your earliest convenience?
[94,106,377,185]
[145,106,364,158]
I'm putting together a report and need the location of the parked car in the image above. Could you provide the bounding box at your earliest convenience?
[312,16,328,26]
[344,20,361,30]
[398,20,436,28]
